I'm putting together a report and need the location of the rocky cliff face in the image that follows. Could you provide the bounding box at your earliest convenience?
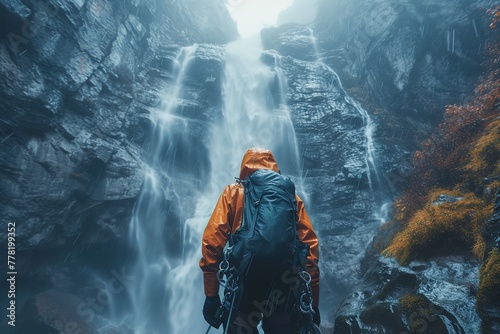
[312,0,495,204]
[314,0,492,121]
[0,0,236,249]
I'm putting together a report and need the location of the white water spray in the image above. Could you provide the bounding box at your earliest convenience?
[216,37,302,177]
[307,27,320,62]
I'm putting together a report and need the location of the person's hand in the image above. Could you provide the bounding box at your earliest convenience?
[203,295,222,328]
[312,306,321,326]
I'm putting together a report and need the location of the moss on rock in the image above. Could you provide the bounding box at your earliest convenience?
[477,248,500,307]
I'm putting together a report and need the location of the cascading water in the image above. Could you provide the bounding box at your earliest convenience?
[307,29,390,237]
[307,27,320,62]
[126,45,198,333]
[216,37,302,178]
[343,89,381,190]
[124,36,304,333]
[308,28,381,191]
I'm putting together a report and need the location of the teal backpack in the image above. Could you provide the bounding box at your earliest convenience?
[229,168,309,274]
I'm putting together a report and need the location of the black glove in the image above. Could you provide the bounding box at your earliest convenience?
[312,306,321,326]
[203,295,222,328]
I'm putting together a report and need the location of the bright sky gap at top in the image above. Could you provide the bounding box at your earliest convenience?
[225,0,294,38]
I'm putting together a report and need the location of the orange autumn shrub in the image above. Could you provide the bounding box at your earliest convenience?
[466,119,500,176]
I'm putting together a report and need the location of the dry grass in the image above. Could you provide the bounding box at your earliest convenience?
[382,190,492,265]
[478,249,500,306]
[466,119,500,175]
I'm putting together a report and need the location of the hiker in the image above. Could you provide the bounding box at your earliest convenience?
[200,148,320,334]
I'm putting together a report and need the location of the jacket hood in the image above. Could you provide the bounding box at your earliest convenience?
[239,148,279,180]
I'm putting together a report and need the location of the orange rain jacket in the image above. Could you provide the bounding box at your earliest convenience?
[199,148,320,307]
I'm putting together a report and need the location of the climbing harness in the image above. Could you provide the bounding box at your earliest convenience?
[298,271,314,315]
[205,245,239,334]
[206,253,320,334]
[296,270,321,334]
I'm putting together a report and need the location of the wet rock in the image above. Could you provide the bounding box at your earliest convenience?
[186,44,227,115]
[261,24,319,62]
[314,0,493,120]
[359,303,408,333]
[264,42,389,313]
[432,194,464,206]
[0,0,30,20]
[0,0,236,254]
[335,256,481,333]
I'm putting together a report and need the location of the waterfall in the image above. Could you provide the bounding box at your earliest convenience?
[322,63,381,190]
[215,36,302,178]
[308,28,381,191]
[126,45,198,333]
[344,92,381,190]
[124,36,303,333]
[306,27,320,62]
